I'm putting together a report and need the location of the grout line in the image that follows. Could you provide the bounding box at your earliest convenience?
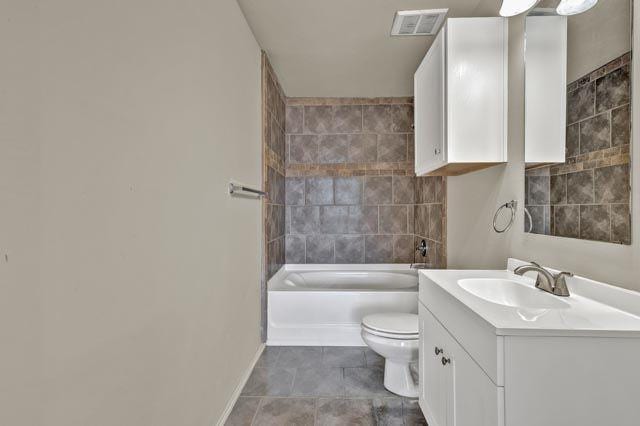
[249,397,264,426]
[609,109,613,149]
[609,204,613,242]
[313,397,318,425]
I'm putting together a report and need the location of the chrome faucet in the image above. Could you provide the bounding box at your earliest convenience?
[513,261,573,297]
[410,240,430,269]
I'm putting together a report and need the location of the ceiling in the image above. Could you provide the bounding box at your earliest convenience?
[237,0,503,98]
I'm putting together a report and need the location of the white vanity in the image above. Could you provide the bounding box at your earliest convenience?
[418,259,640,426]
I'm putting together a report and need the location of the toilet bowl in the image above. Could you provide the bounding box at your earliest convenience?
[361,312,419,398]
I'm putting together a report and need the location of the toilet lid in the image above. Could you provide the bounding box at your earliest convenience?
[362,313,418,335]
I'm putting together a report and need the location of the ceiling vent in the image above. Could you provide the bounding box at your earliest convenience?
[390,9,448,36]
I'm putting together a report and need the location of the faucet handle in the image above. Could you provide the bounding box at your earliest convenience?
[416,240,428,257]
[554,271,574,285]
[552,271,573,297]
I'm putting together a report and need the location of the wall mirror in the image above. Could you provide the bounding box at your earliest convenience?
[524,0,632,244]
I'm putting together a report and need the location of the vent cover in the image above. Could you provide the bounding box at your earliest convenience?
[390,9,448,36]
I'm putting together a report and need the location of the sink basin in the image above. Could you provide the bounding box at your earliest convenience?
[457,278,570,309]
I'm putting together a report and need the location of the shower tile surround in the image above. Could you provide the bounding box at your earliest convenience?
[525,52,632,244]
[284,97,446,266]
[263,54,286,279]
[262,54,286,341]
[261,57,447,341]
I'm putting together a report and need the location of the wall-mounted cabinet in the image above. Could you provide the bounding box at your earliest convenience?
[414,18,508,176]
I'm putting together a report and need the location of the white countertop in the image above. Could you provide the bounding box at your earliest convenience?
[419,265,640,337]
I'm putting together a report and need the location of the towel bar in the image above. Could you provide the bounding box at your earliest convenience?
[228,182,267,197]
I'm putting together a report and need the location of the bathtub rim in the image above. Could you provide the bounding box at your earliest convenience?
[268,263,419,292]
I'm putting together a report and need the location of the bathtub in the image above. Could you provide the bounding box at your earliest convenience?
[267,264,419,346]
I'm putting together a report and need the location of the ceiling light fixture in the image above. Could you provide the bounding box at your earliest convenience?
[499,0,540,17]
[556,0,598,16]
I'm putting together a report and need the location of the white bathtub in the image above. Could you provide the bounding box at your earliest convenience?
[267,264,419,346]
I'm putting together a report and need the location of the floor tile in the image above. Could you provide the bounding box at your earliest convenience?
[344,367,395,397]
[224,397,260,426]
[228,346,428,426]
[240,367,296,397]
[316,398,375,426]
[403,399,428,425]
[252,397,316,426]
[255,347,281,369]
[322,347,366,367]
[291,366,345,397]
[276,346,323,368]
[372,398,404,426]
[364,348,385,368]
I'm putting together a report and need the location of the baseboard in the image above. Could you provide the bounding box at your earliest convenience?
[215,343,265,426]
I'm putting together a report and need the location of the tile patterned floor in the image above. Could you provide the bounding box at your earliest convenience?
[226,346,427,426]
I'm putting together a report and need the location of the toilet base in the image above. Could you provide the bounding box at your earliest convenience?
[384,360,419,398]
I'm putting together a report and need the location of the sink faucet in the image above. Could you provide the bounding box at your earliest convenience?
[513,261,573,297]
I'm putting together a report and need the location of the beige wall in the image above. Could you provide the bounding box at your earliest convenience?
[567,0,631,82]
[447,5,640,292]
[446,17,525,272]
[0,1,263,425]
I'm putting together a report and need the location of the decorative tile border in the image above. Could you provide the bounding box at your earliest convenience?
[286,162,413,177]
[287,97,414,106]
[550,145,630,175]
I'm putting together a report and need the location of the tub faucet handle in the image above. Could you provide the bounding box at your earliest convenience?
[416,240,428,258]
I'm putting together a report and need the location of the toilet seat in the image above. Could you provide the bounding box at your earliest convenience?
[361,313,418,340]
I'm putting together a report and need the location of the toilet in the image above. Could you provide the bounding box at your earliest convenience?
[361,312,419,398]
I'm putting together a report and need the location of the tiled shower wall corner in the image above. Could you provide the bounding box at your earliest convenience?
[414,176,446,268]
[525,51,631,244]
[262,53,286,339]
[283,98,446,266]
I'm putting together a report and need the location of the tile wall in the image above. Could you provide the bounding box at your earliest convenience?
[283,98,446,265]
[525,52,631,244]
[262,54,286,340]
[414,176,447,268]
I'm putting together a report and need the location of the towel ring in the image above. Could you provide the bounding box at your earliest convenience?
[524,206,533,233]
[493,200,518,233]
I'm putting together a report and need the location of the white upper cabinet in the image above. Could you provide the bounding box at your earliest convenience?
[414,18,508,176]
[525,15,567,164]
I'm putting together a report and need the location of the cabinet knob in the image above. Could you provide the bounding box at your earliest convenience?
[434,347,443,356]
[434,148,441,155]
[441,357,451,366]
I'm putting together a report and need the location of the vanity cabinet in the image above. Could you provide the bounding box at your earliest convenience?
[418,266,640,426]
[414,18,508,176]
[419,304,503,426]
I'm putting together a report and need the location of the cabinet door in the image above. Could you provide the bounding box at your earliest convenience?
[420,303,503,426]
[446,18,507,164]
[414,27,446,175]
[524,15,567,163]
[439,319,504,426]
[419,304,447,426]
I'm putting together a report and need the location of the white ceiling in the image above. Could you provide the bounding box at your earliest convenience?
[237,0,503,98]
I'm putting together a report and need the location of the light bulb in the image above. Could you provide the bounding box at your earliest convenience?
[499,0,540,17]
[556,0,598,16]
